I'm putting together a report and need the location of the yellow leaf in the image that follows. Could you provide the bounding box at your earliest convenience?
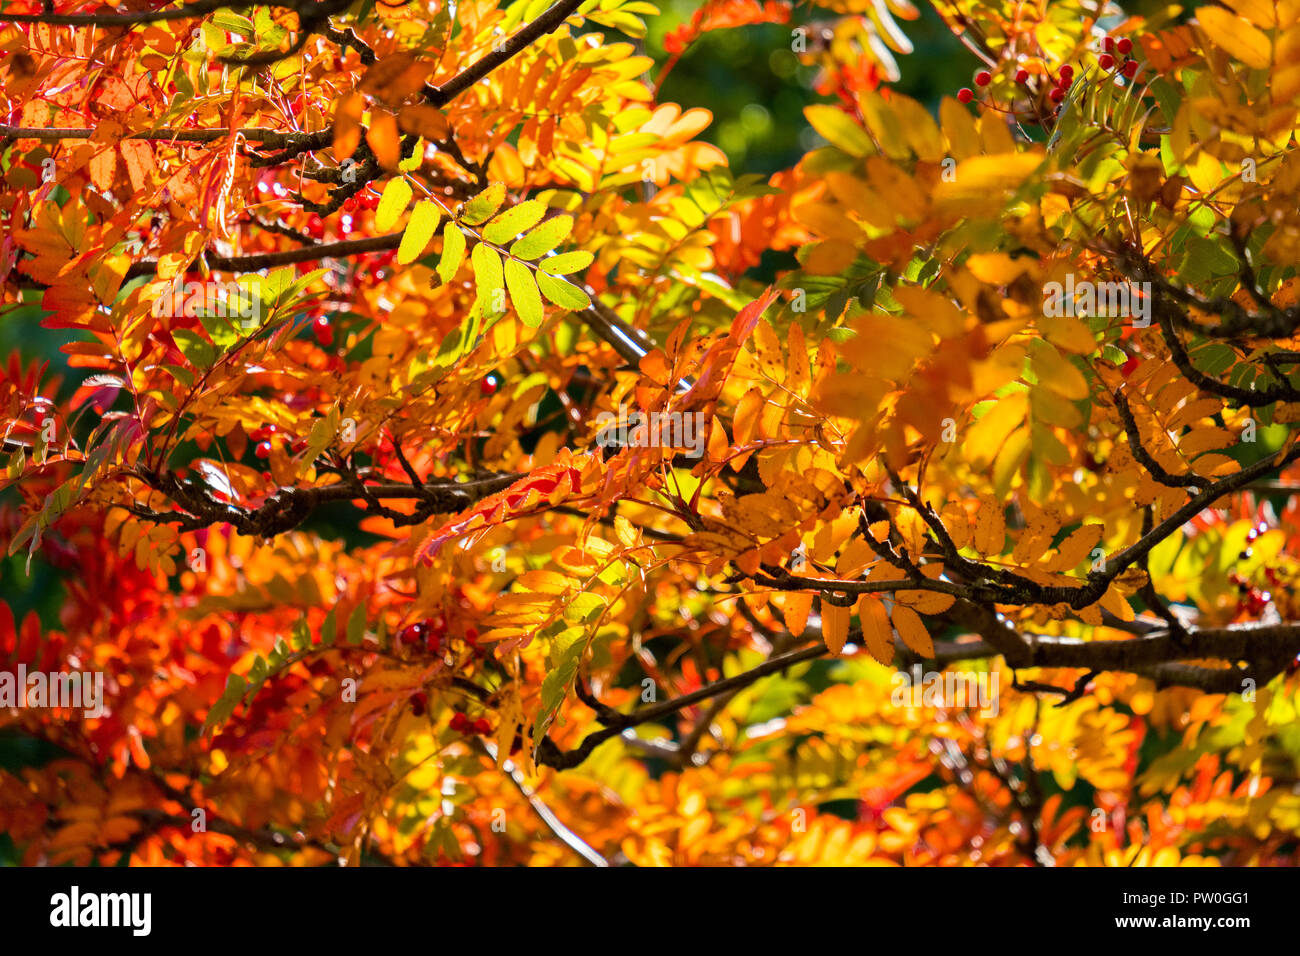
[939,96,981,159]
[939,503,971,550]
[1038,314,1097,355]
[1029,341,1090,401]
[965,393,1026,470]
[1043,523,1104,572]
[1099,582,1135,622]
[1197,7,1272,68]
[805,104,874,157]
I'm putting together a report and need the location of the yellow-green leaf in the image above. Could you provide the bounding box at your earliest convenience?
[538,250,594,276]
[471,242,505,302]
[804,104,874,158]
[460,182,506,225]
[510,215,573,260]
[375,178,412,232]
[505,259,544,328]
[438,223,466,284]
[535,271,590,311]
[483,200,547,245]
[397,200,441,265]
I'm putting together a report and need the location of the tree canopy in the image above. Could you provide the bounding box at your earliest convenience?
[2,0,1300,867]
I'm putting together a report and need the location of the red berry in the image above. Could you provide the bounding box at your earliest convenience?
[957,87,974,104]
[411,692,427,717]
[1117,37,1132,55]
[1015,69,1029,84]
[306,214,324,237]
[450,712,470,732]
[1123,60,1138,78]
[1104,37,1115,53]
[975,70,991,87]
[480,375,498,396]
[1059,64,1074,80]
[464,627,479,647]
[255,441,272,459]
[1049,87,1065,103]
[1058,75,1071,90]
[313,315,333,346]
[1099,53,1115,70]
[472,718,491,734]
[343,197,357,213]
[291,437,307,454]
[399,622,426,645]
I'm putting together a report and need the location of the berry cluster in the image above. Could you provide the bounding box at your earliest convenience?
[449,711,492,735]
[396,619,483,657]
[1098,35,1139,78]
[955,34,1142,112]
[250,422,279,460]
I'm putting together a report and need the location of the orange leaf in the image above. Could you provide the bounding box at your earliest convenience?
[822,598,850,654]
[890,603,933,657]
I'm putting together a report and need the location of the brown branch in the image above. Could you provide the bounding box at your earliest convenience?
[0,0,255,25]
[427,0,587,106]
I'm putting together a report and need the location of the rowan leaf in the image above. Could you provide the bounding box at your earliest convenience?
[375,178,413,232]
[504,259,544,328]
[397,201,441,264]
[535,271,590,311]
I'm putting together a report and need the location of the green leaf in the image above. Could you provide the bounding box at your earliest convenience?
[538,250,594,276]
[211,11,255,34]
[203,673,247,734]
[347,604,367,645]
[398,200,441,265]
[533,626,586,752]
[509,215,573,260]
[482,200,547,244]
[319,607,337,647]
[505,259,544,328]
[196,309,239,351]
[459,182,506,225]
[438,223,466,284]
[172,329,217,369]
[536,271,590,311]
[375,178,413,232]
